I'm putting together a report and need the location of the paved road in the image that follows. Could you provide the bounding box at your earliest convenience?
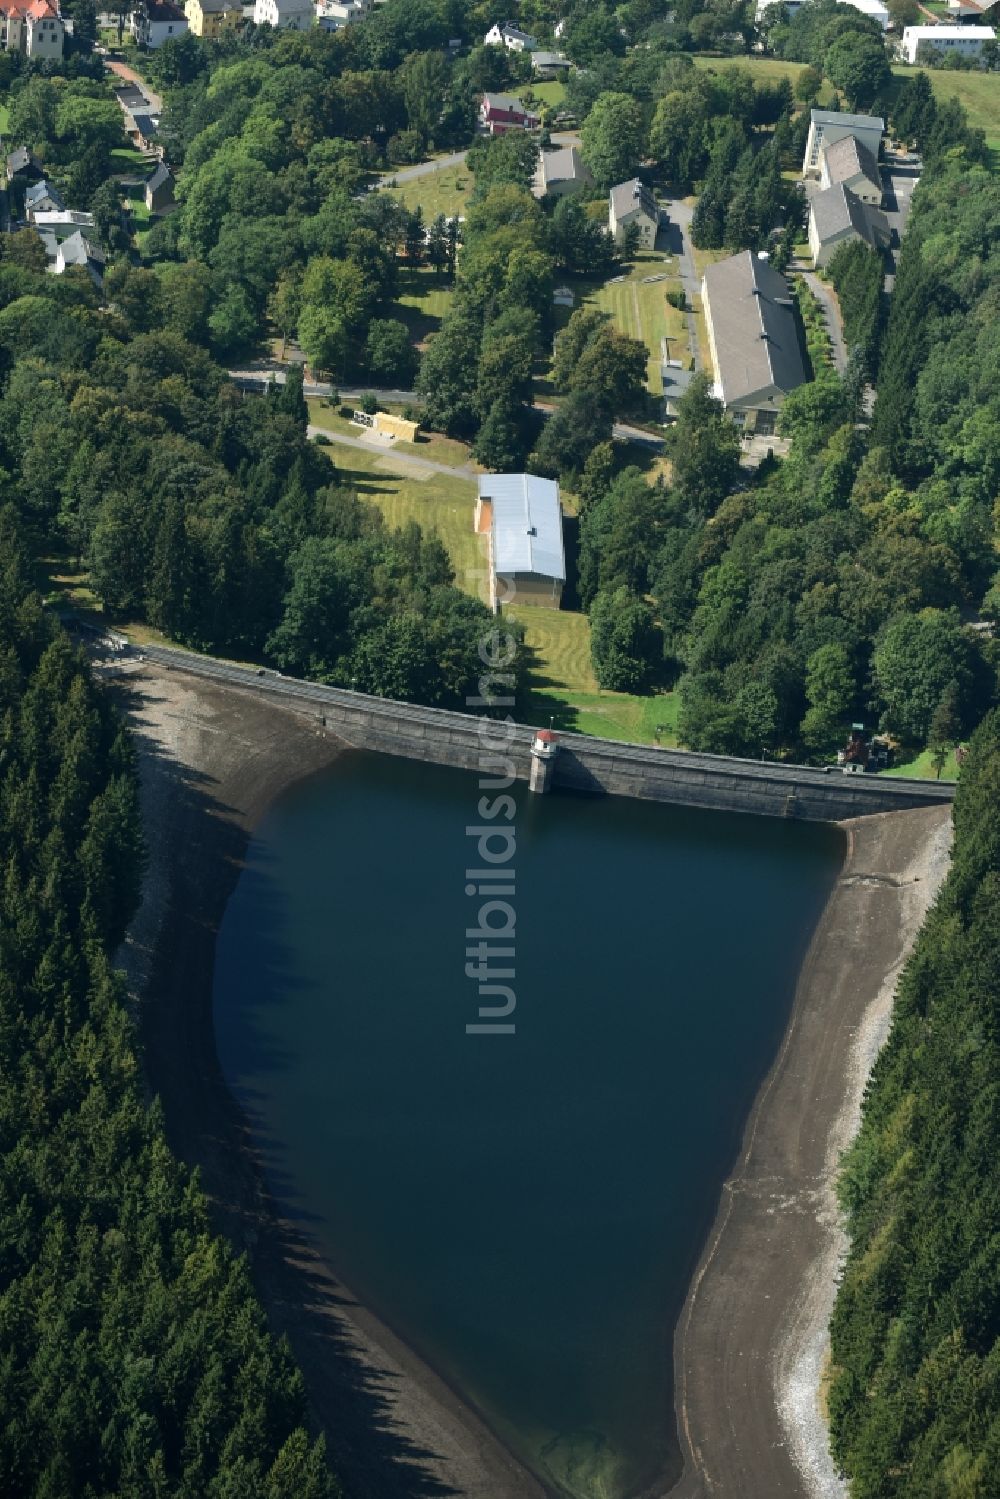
[233,369,665,452]
[381,151,468,185]
[800,270,848,375]
[661,198,701,371]
[230,368,420,404]
[880,153,920,293]
[307,424,477,480]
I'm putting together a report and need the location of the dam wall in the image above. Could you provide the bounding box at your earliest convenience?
[139,646,956,823]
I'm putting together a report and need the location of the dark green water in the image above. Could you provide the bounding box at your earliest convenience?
[213,753,843,1499]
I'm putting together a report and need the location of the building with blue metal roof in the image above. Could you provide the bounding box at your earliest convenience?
[475,474,565,611]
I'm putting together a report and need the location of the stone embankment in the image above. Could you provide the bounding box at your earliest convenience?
[137,645,955,823]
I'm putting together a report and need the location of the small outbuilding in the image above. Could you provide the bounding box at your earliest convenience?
[475,473,565,612]
[6,147,44,182]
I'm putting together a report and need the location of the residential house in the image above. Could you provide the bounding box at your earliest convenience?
[6,146,44,182]
[125,110,161,151]
[756,0,807,18]
[55,229,105,289]
[475,473,565,612]
[184,0,240,37]
[819,131,883,204]
[479,93,539,135]
[661,358,694,420]
[145,160,175,212]
[33,208,96,241]
[254,0,313,27]
[608,178,660,248]
[803,108,884,176]
[701,250,807,435]
[0,0,64,60]
[808,184,890,268]
[130,0,187,45]
[315,0,372,29]
[837,0,889,27]
[532,145,592,200]
[24,178,65,218]
[946,0,990,21]
[531,49,570,77]
[900,24,996,61]
[484,20,537,51]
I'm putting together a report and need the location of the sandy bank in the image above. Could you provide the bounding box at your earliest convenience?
[110,657,545,1499]
[666,803,952,1499]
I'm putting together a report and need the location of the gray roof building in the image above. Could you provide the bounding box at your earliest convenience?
[609,177,658,225]
[25,178,64,212]
[56,230,106,287]
[809,183,890,266]
[479,473,565,582]
[810,107,885,133]
[6,147,44,180]
[821,133,882,197]
[532,145,592,198]
[702,250,807,411]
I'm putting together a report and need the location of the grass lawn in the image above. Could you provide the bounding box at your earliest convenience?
[310,423,487,600]
[586,255,688,394]
[693,55,836,105]
[891,65,1000,152]
[884,747,960,782]
[111,146,152,169]
[307,397,477,471]
[381,160,473,221]
[392,264,455,345]
[516,79,567,109]
[508,603,681,746]
[0,104,9,134]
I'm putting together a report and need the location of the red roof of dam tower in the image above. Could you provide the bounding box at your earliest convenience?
[535,729,558,744]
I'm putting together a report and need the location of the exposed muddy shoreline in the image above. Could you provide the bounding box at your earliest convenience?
[109,654,951,1499]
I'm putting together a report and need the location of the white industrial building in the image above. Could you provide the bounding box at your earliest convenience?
[475,475,565,612]
[900,23,996,61]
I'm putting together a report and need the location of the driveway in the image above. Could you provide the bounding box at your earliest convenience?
[880,153,920,291]
[661,198,701,371]
[382,151,467,185]
[307,424,476,480]
[105,59,163,114]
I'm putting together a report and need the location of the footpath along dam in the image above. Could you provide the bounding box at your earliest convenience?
[131,645,956,822]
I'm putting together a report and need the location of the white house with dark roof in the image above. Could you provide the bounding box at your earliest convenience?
[803,108,884,176]
[24,179,64,219]
[701,251,807,436]
[55,230,105,288]
[819,132,883,205]
[808,184,890,268]
[475,474,565,611]
[254,0,312,27]
[484,20,537,50]
[129,0,187,46]
[608,178,660,248]
[532,145,592,199]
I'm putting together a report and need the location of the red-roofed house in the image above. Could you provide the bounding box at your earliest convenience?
[479,92,539,136]
[0,0,64,58]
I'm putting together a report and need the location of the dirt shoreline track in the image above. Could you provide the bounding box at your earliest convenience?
[667,803,952,1499]
[109,657,545,1499]
[108,654,952,1499]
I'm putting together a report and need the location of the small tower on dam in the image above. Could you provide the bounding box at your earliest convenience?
[529,728,559,794]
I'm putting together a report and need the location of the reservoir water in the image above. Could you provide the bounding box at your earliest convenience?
[213,752,843,1498]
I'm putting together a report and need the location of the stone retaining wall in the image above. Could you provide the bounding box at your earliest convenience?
[141,646,956,823]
